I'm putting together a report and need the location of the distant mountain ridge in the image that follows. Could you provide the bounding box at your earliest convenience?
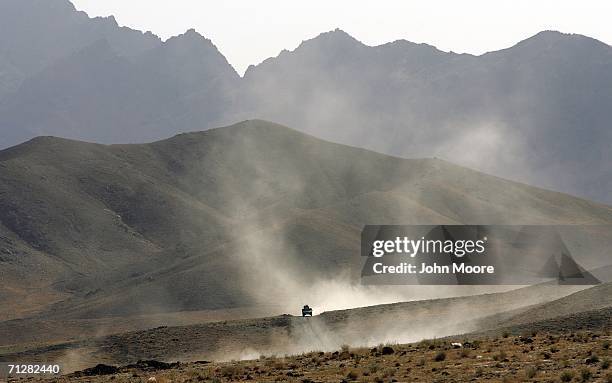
[237,29,612,204]
[0,0,160,97]
[0,1,611,204]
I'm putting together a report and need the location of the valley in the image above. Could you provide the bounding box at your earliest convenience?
[0,1,610,381]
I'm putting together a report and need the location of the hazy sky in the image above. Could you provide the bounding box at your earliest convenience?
[71,0,612,75]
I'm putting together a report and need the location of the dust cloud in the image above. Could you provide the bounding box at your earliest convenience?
[197,123,542,361]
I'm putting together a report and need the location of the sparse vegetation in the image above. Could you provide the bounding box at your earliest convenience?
[434,351,446,361]
[493,350,507,361]
[585,354,599,364]
[580,367,592,381]
[18,331,612,383]
[381,346,394,355]
[560,370,575,382]
[525,366,537,379]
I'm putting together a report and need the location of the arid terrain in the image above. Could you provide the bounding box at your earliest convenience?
[12,325,612,382]
[1,120,611,382]
[2,283,611,379]
[1,2,611,382]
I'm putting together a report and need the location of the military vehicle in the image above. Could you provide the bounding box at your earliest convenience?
[302,305,313,316]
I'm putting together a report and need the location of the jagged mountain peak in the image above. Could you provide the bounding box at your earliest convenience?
[298,28,365,50]
[147,28,239,80]
[243,29,365,77]
[91,14,119,27]
[162,28,218,51]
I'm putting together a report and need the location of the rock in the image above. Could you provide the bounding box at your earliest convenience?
[77,364,119,376]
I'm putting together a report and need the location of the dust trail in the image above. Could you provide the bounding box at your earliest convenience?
[216,284,583,362]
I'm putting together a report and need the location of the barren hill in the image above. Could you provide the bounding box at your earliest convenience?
[1,2,612,203]
[494,282,612,329]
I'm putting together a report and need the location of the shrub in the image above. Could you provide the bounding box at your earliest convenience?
[382,368,396,378]
[418,339,431,350]
[585,355,599,365]
[580,368,592,381]
[602,358,611,370]
[493,351,507,361]
[560,371,574,382]
[381,346,394,355]
[220,365,242,377]
[434,351,446,362]
[525,366,537,379]
[346,370,359,380]
[459,348,471,358]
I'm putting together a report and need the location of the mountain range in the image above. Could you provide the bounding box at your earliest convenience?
[0,0,610,203]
